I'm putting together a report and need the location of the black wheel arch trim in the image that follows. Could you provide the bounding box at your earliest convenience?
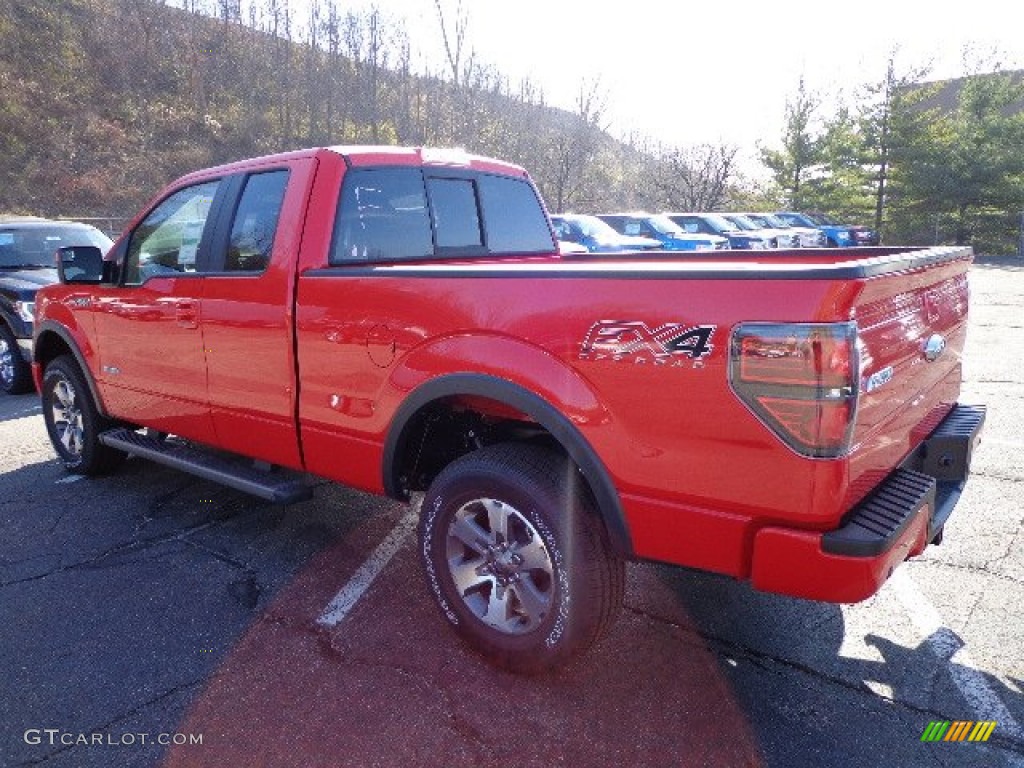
[34,320,110,417]
[383,373,633,558]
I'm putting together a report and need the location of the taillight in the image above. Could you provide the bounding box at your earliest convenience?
[729,322,859,458]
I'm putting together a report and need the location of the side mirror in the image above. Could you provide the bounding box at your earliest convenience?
[56,245,106,284]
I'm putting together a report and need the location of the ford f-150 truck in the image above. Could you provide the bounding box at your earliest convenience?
[33,146,984,672]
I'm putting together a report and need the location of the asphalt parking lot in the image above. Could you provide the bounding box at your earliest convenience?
[2,258,1022,768]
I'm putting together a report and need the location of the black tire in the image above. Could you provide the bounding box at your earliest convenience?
[419,443,624,673]
[41,355,126,475]
[0,324,33,395]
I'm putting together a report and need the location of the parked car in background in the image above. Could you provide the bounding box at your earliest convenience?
[595,212,729,251]
[0,216,112,394]
[550,213,661,253]
[719,213,797,248]
[737,212,825,248]
[664,212,770,250]
[808,211,880,246]
[774,211,856,247]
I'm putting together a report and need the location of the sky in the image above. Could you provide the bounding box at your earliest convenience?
[286,0,1022,174]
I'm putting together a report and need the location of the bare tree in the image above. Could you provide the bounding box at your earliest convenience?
[652,143,739,211]
[304,0,322,142]
[432,0,470,88]
[545,79,608,212]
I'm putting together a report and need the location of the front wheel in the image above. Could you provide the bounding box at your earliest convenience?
[0,324,33,395]
[419,443,623,672]
[42,355,125,475]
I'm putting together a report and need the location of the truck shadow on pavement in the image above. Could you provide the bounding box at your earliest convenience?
[655,565,1024,765]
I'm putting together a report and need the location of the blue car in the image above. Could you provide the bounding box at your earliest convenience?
[774,211,857,247]
[550,213,661,253]
[808,211,880,246]
[595,213,729,251]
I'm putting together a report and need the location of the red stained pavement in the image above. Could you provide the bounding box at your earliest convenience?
[163,512,764,768]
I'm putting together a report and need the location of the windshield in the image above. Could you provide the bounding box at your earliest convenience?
[572,215,622,240]
[760,213,790,228]
[701,214,736,232]
[808,212,840,226]
[0,225,112,268]
[775,212,816,228]
[646,215,685,235]
[723,215,759,231]
[748,213,791,228]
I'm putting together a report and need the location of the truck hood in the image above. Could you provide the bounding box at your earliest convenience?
[0,267,58,297]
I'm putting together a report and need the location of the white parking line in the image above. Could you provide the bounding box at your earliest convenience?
[316,503,418,628]
[889,569,1024,746]
[55,475,84,484]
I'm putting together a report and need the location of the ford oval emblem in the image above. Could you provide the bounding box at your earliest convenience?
[923,333,946,362]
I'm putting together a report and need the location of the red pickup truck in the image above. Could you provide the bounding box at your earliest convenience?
[33,146,984,671]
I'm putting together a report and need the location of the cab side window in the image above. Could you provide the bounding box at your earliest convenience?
[124,181,220,285]
[225,170,289,272]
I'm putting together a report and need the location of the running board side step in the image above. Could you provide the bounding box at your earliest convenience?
[99,428,313,504]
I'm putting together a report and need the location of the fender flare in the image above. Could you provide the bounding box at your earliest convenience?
[382,372,633,558]
[34,320,110,417]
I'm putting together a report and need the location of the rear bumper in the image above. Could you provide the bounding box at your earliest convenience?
[750,403,985,602]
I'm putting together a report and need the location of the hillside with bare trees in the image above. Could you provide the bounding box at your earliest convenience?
[0,0,752,228]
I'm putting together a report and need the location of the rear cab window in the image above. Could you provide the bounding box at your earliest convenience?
[329,167,554,264]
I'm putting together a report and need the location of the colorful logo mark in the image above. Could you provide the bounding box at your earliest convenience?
[921,721,997,742]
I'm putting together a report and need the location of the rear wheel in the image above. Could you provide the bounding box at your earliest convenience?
[0,324,33,395]
[419,443,623,672]
[42,355,125,474]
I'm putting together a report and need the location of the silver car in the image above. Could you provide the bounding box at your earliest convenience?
[740,212,825,248]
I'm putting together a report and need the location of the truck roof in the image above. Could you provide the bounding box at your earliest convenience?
[174,145,529,186]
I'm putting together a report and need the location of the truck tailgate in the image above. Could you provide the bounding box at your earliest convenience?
[844,250,973,510]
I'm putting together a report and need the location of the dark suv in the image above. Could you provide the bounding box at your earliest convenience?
[0,217,112,393]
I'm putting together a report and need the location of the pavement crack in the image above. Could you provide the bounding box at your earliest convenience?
[0,519,221,588]
[926,558,1024,587]
[982,523,1024,571]
[623,602,1024,755]
[970,469,1024,483]
[181,538,255,575]
[625,602,882,697]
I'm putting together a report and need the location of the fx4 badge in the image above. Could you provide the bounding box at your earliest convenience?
[579,320,716,367]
